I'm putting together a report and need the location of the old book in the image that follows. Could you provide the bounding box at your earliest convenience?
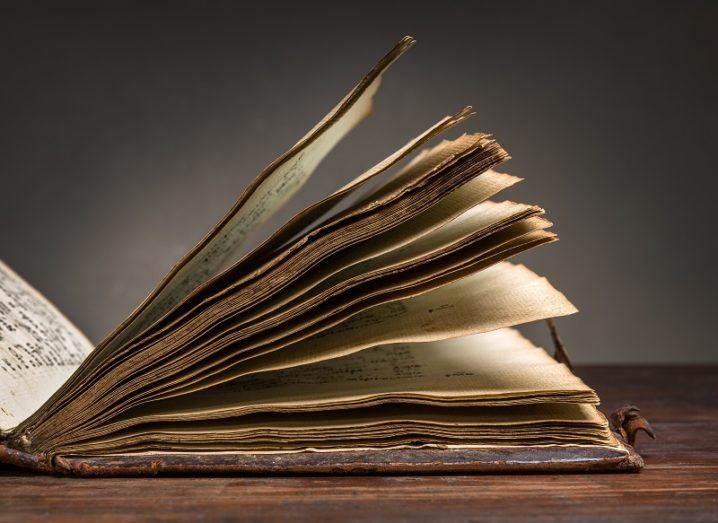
[0,36,641,476]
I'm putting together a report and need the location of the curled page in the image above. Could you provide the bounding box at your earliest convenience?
[99,36,417,354]
[229,260,578,376]
[149,256,574,402]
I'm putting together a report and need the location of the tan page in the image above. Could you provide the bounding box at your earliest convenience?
[61,399,612,455]
[68,266,580,443]
[45,218,555,448]
[227,261,577,377]
[140,328,594,419]
[24,131,510,447]
[158,255,572,401]
[232,171,520,328]
[125,207,549,403]
[63,329,600,454]
[34,37,424,427]
[96,37,417,356]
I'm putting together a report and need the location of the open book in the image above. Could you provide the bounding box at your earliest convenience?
[0,37,640,475]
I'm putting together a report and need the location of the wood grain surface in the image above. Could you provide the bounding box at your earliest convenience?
[1,365,716,522]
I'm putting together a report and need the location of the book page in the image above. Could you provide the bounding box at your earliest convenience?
[174,259,575,390]
[137,211,549,403]
[45,210,551,445]
[77,265,580,440]
[127,219,556,409]
[20,81,510,445]
[66,330,600,451]
[202,170,520,333]
[97,37,417,355]
[43,38,421,415]
[44,133,509,434]
[232,261,577,376]
[61,401,611,455]
[149,328,595,418]
[0,260,92,431]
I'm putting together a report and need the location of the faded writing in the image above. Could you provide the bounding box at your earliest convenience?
[0,261,92,430]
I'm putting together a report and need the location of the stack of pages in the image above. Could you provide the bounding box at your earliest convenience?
[0,37,625,474]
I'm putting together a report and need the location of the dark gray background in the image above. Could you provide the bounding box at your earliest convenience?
[1,1,715,362]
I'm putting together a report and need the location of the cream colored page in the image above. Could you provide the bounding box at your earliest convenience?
[0,260,93,431]
[201,329,592,407]
[108,80,379,349]
[117,328,592,423]
[232,261,577,378]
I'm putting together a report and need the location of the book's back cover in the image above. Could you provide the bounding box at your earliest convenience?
[1,441,642,477]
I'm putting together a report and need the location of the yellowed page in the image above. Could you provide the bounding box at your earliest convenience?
[74,321,587,446]
[57,336,606,454]
[119,222,558,409]
[0,260,92,431]
[217,170,521,330]
[23,132,512,445]
[133,402,608,433]
[98,37,417,355]
[59,402,611,455]
[237,261,577,376]
[122,211,552,405]
[149,328,593,417]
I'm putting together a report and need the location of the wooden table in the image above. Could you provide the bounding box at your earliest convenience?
[1,366,716,522]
